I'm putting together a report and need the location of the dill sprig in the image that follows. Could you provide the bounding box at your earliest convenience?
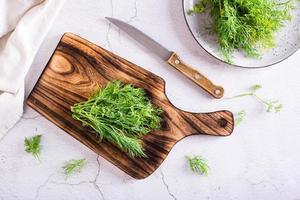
[24,135,42,160]
[235,110,246,126]
[63,158,86,179]
[71,81,163,157]
[189,0,297,63]
[229,84,283,112]
[186,155,209,175]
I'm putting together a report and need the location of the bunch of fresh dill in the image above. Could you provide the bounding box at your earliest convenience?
[71,81,163,158]
[189,0,297,62]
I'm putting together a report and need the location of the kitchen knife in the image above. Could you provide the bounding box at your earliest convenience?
[105,17,224,98]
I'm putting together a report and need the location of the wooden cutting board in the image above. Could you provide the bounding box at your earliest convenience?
[27,33,234,179]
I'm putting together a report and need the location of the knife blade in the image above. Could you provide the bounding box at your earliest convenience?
[105,17,224,98]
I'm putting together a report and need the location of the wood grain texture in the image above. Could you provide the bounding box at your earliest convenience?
[27,33,234,179]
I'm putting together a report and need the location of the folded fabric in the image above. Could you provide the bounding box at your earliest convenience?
[0,87,24,138]
[0,0,66,138]
[0,0,44,38]
[0,0,66,94]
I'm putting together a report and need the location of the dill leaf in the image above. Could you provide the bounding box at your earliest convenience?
[251,84,262,93]
[186,155,209,175]
[71,81,163,157]
[24,134,42,160]
[266,100,283,113]
[63,158,86,179]
[189,0,297,62]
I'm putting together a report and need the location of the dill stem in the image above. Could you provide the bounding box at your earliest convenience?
[36,155,41,163]
[253,94,269,105]
[227,93,254,99]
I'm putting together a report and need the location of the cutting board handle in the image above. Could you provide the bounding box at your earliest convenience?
[172,109,234,137]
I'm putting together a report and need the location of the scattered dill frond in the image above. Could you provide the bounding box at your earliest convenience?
[229,84,283,113]
[71,81,163,158]
[63,158,86,179]
[235,110,247,126]
[24,134,42,160]
[186,155,209,175]
[189,0,297,63]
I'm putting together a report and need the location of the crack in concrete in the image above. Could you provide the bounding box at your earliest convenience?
[127,0,138,24]
[92,156,105,200]
[250,180,266,187]
[271,184,280,193]
[105,0,114,50]
[107,0,138,44]
[51,179,105,199]
[160,168,177,200]
[0,133,8,144]
[51,156,105,200]
[34,172,56,200]
[21,115,41,120]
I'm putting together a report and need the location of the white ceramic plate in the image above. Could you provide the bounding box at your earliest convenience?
[182,0,300,68]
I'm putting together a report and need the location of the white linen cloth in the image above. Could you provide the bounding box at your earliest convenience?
[0,0,66,138]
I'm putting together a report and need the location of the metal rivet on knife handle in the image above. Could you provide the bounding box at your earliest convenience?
[167,52,224,99]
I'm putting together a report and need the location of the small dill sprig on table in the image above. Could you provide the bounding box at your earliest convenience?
[189,0,297,63]
[71,81,163,158]
[63,158,86,179]
[186,155,209,175]
[229,84,283,113]
[235,110,247,126]
[24,135,42,161]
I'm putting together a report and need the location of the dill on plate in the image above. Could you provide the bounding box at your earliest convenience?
[189,0,297,63]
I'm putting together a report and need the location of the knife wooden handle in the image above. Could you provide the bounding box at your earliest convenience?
[167,52,224,98]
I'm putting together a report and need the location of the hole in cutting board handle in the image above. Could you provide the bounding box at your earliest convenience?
[218,118,228,128]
